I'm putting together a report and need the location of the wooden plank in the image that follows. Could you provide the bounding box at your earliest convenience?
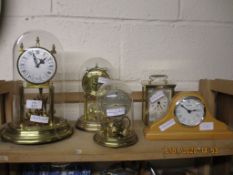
[25,91,143,104]
[0,81,19,95]
[0,121,233,163]
[210,79,233,96]
[0,95,4,125]
[199,79,216,116]
[199,79,233,175]
[216,93,233,128]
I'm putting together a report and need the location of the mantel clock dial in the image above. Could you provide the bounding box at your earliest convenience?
[175,96,205,126]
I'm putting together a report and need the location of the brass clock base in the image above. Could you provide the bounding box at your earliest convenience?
[76,115,101,132]
[1,117,73,145]
[93,131,138,148]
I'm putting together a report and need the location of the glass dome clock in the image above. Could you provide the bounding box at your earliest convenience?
[76,57,112,132]
[1,30,73,144]
[94,81,138,148]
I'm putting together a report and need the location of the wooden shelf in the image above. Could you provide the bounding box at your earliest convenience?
[0,121,233,163]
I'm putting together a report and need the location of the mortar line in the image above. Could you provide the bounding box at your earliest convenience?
[50,0,53,13]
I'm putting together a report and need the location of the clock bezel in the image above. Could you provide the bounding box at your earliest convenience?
[17,46,57,85]
[174,96,206,127]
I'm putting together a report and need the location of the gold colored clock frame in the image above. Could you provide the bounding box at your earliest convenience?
[1,37,73,144]
[144,91,233,140]
[76,66,110,132]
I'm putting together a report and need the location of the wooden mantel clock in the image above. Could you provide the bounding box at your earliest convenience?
[144,91,233,140]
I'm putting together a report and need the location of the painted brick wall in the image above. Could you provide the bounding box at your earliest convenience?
[0,0,233,120]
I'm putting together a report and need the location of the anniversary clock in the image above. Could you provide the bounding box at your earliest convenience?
[76,58,112,132]
[142,75,176,125]
[1,31,73,144]
[94,81,138,148]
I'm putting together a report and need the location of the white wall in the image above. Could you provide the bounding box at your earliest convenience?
[0,0,233,120]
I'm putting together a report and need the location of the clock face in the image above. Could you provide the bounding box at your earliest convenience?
[82,67,110,96]
[17,47,57,84]
[147,89,171,122]
[175,97,205,126]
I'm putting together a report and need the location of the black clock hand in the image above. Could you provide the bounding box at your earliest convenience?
[32,52,38,67]
[190,108,200,112]
[157,101,163,109]
[180,104,191,113]
[36,58,47,67]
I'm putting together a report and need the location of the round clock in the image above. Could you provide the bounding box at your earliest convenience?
[82,67,110,96]
[17,47,57,84]
[174,96,205,126]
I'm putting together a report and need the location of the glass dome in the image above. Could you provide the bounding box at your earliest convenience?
[76,57,113,132]
[1,30,73,144]
[94,81,138,148]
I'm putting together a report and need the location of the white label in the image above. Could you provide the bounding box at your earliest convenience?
[150,91,165,103]
[106,107,125,117]
[30,115,49,124]
[75,149,83,154]
[159,119,176,132]
[107,94,117,98]
[26,100,42,109]
[199,122,214,131]
[98,77,110,84]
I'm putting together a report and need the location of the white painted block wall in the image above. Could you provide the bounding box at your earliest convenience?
[0,0,233,120]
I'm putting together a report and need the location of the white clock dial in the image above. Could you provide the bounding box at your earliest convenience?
[175,97,205,126]
[17,47,57,84]
[148,94,169,122]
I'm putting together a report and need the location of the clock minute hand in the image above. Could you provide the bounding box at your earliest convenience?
[180,104,191,113]
[32,53,38,67]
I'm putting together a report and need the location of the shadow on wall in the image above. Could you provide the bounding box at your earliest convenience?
[0,0,5,38]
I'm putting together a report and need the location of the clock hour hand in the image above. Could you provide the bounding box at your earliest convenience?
[36,58,47,67]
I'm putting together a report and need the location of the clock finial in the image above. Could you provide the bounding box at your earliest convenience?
[19,43,24,53]
[36,37,40,47]
[51,44,56,54]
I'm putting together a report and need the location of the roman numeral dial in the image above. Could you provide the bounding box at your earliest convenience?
[17,47,57,84]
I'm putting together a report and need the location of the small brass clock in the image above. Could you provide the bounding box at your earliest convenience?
[82,66,110,96]
[76,58,112,132]
[1,31,73,144]
[142,75,176,125]
[94,81,138,148]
